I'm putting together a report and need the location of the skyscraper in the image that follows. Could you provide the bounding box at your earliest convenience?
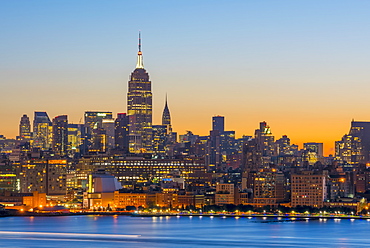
[33,111,52,150]
[127,33,153,153]
[115,113,129,154]
[52,115,68,157]
[212,116,224,133]
[162,95,171,133]
[84,111,112,153]
[19,114,31,140]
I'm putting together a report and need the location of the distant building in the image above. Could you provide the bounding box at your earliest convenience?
[52,115,68,157]
[212,116,224,133]
[152,125,167,156]
[102,119,115,150]
[19,114,31,140]
[32,111,52,150]
[162,96,172,133]
[114,113,129,154]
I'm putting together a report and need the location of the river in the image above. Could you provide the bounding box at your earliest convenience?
[0,215,369,247]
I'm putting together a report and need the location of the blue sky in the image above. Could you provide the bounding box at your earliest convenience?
[2,1,370,154]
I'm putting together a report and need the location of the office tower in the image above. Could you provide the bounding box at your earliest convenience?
[152,125,167,156]
[304,143,324,157]
[84,111,113,133]
[52,115,68,157]
[33,111,52,150]
[127,33,153,153]
[102,119,115,150]
[335,134,363,164]
[84,111,112,152]
[206,130,221,171]
[115,113,129,154]
[67,124,81,155]
[335,120,370,164]
[91,128,107,153]
[212,116,224,133]
[303,142,324,165]
[162,95,172,133]
[19,114,31,140]
[349,121,370,162]
[255,121,275,160]
[253,168,285,206]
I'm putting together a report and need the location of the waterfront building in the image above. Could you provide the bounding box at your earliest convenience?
[127,33,153,153]
[77,156,207,189]
[291,171,326,208]
[17,159,67,195]
[215,183,235,205]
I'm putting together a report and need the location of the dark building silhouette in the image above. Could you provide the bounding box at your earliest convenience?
[52,115,68,157]
[162,95,171,133]
[115,113,129,154]
[212,116,224,133]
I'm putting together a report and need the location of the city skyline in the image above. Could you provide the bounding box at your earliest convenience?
[3,1,370,155]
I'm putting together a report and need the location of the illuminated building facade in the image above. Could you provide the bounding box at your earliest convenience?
[77,156,207,189]
[32,111,52,150]
[67,124,82,155]
[152,125,167,156]
[102,119,115,150]
[19,114,31,140]
[127,34,153,153]
[291,171,326,208]
[17,159,67,195]
[52,115,68,157]
[84,111,112,153]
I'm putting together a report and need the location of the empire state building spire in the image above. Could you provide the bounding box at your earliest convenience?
[128,33,152,153]
[136,32,144,69]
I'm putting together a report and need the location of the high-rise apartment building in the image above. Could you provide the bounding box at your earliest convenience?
[52,115,68,157]
[19,114,31,140]
[127,33,153,153]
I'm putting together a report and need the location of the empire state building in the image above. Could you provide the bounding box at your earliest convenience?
[127,33,153,153]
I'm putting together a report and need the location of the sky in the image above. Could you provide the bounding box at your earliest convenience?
[2,1,370,155]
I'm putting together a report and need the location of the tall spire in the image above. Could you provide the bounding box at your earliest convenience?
[162,94,171,130]
[136,31,144,69]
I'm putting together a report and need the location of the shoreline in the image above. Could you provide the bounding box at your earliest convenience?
[1,211,369,220]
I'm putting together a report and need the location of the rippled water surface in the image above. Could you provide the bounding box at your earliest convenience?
[0,215,369,247]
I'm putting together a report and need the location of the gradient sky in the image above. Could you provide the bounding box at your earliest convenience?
[2,1,370,155]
